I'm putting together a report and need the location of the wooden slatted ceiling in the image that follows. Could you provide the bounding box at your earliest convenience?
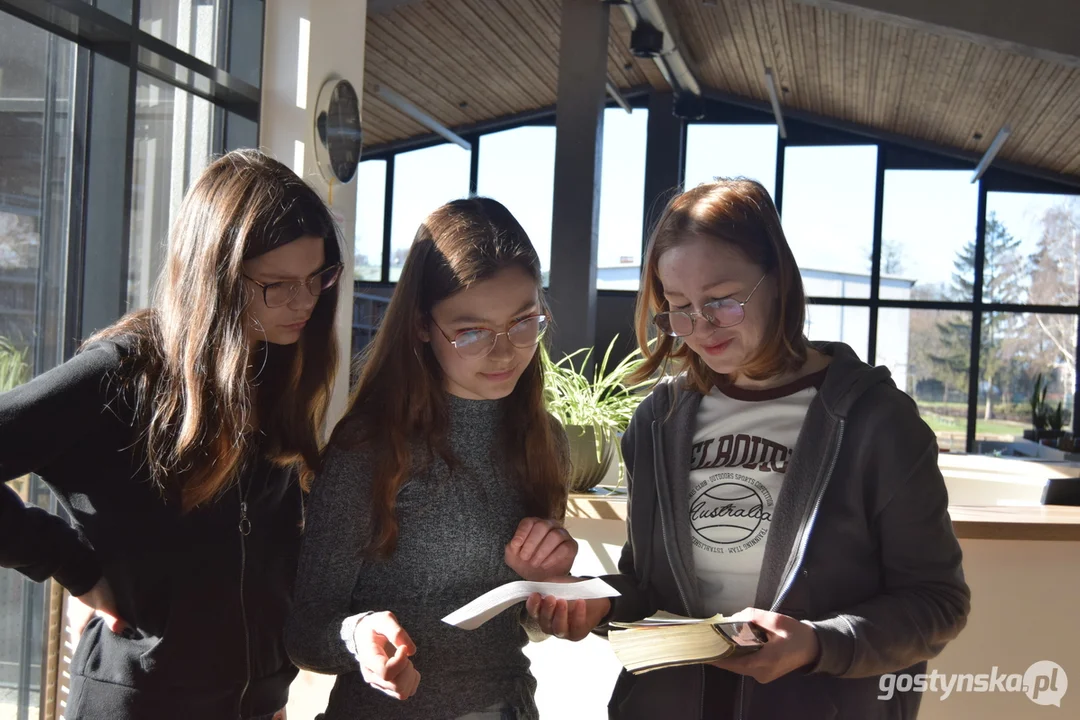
[361,0,1080,180]
[670,0,1080,177]
[361,0,663,148]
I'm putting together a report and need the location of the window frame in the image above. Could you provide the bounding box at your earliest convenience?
[354,83,1080,456]
[0,2,263,717]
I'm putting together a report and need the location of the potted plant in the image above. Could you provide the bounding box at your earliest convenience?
[0,335,30,392]
[541,337,655,493]
[1043,401,1066,447]
[0,336,31,500]
[1025,373,1048,441]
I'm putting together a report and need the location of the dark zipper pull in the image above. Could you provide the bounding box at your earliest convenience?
[239,501,251,536]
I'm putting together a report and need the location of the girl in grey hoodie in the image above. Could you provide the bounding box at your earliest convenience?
[527,179,970,720]
[286,198,574,720]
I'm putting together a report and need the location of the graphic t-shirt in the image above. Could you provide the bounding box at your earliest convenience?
[688,370,825,615]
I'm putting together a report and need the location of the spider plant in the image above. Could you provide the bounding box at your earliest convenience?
[0,336,30,392]
[541,336,655,491]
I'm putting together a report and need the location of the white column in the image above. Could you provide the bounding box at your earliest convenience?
[261,0,367,430]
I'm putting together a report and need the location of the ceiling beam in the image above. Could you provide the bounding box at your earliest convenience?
[972,125,1012,182]
[370,83,472,150]
[606,81,633,113]
[763,68,787,139]
[796,0,1080,69]
[617,0,702,97]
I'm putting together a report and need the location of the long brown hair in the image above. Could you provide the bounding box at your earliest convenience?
[633,178,808,392]
[90,149,342,510]
[333,197,568,559]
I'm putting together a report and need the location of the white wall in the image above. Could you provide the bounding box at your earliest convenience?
[260,0,366,428]
[259,2,366,714]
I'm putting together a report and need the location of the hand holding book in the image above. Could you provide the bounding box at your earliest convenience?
[607,609,767,674]
[608,607,820,680]
[707,608,821,684]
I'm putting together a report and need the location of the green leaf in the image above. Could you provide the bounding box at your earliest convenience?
[0,336,30,393]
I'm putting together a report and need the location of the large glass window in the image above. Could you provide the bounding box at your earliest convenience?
[880,170,978,301]
[878,309,972,452]
[0,13,77,718]
[805,305,869,362]
[1,2,263,716]
[127,74,218,310]
[140,0,224,67]
[976,311,1077,448]
[596,108,648,291]
[984,192,1079,306]
[389,143,470,281]
[781,145,878,298]
[684,124,778,198]
[355,159,386,282]
[477,126,556,280]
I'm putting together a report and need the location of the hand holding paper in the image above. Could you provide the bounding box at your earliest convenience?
[442,577,619,631]
[525,576,616,641]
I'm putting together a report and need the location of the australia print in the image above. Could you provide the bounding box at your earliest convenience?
[689,472,776,554]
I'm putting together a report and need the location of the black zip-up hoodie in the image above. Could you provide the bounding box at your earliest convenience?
[0,339,302,719]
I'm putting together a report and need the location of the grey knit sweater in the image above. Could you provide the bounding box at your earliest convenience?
[286,395,544,720]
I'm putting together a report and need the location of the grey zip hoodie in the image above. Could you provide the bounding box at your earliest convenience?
[599,342,970,720]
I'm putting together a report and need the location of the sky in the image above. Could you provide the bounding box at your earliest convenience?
[354,115,1074,298]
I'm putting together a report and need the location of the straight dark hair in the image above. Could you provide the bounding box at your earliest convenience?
[90,149,342,510]
[331,197,569,559]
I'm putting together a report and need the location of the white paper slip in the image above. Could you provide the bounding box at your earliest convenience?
[442,578,621,631]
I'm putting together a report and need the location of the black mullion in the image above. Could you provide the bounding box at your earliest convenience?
[867,146,885,364]
[966,182,988,453]
[134,61,258,122]
[807,296,1080,315]
[215,0,231,157]
[20,28,67,720]
[807,297,872,307]
[64,45,93,356]
[217,0,232,80]
[116,0,140,319]
[255,0,266,146]
[468,134,479,197]
[33,32,61,377]
[979,302,1080,315]
[0,0,133,65]
[0,0,259,112]
[677,116,687,190]
[774,130,786,215]
[1074,316,1080,437]
[381,156,394,283]
[133,28,259,101]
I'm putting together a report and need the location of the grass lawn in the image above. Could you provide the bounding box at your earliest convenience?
[920,412,1026,439]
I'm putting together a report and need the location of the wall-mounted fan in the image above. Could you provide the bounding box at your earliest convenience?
[313,77,362,184]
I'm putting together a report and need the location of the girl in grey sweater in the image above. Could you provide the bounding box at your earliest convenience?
[286,198,574,720]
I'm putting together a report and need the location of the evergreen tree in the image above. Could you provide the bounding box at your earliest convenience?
[930,213,1023,420]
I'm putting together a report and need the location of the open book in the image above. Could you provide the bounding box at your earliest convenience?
[608,610,768,674]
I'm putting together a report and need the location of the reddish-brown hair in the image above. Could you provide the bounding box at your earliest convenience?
[633,178,808,392]
[332,197,568,558]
